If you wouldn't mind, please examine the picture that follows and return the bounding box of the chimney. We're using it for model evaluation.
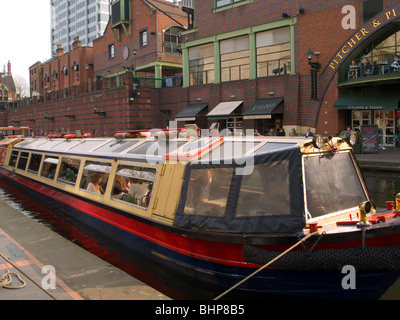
[56,44,64,57]
[72,37,81,50]
[7,61,11,75]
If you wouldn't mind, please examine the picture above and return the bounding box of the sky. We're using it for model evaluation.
[0,1,51,82]
[0,0,174,83]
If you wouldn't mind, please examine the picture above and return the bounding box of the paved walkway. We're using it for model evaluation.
[0,200,170,300]
[355,146,400,171]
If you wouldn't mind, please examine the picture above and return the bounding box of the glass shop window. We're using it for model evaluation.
[183,167,233,217]
[112,164,157,209]
[8,150,19,167]
[28,153,42,174]
[79,161,112,195]
[40,156,59,180]
[16,152,29,171]
[57,157,81,186]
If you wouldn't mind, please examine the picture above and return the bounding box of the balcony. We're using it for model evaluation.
[338,57,400,87]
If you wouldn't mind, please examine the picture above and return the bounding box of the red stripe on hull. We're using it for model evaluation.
[2,168,400,271]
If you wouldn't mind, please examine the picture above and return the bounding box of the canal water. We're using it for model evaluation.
[0,169,398,299]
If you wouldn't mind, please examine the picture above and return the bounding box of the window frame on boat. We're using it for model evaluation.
[111,162,157,210]
[16,151,29,171]
[79,159,113,197]
[40,155,59,181]
[27,153,43,175]
[57,156,81,187]
[8,150,19,168]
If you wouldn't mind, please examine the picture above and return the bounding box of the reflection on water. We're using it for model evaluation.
[363,170,400,208]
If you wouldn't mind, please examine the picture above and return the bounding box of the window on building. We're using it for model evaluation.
[140,29,148,47]
[220,35,250,82]
[108,43,115,59]
[216,0,246,8]
[363,0,383,22]
[164,26,184,54]
[256,27,291,77]
[189,43,215,86]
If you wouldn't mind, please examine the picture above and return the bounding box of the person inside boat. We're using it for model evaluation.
[87,172,105,194]
[113,175,130,198]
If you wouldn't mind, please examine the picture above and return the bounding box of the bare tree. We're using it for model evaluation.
[13,75,29,99]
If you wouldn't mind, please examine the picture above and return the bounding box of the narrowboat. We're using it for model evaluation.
[0,127,400,300]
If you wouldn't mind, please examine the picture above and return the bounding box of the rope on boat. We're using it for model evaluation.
[0,252,56,299]
[213,231,316,300]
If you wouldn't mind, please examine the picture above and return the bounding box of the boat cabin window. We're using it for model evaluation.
[235,160,291,217]
[27,153,42,174]
[197,141,261,161]
[57,157,81,186]
[183,167,233,217]
[69,140,108,152]
[128,140,186,156]
[79,161,112,195]
[304,152,367,219]
[40,156,59,180]
[93,140,139,153]
[8,150,19,167]
[112,164,157,209]
[16,152,29,171]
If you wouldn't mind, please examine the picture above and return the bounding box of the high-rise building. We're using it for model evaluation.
[50,0,110,57]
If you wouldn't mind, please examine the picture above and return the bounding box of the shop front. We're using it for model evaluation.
[242,97,284,135]
[334,86,400,147]
[206,101,243,132]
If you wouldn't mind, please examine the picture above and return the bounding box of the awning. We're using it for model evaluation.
[242,97,284,119]
[175,103,208,121]
[334,87,400,110]
[206,101,243,119]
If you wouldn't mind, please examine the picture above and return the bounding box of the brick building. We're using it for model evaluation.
[0,61,16,109]
[7,0,400,144]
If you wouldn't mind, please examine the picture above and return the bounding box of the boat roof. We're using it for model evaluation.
[10,136,311,163]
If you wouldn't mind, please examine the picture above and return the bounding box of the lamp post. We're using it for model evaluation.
[306,48,321,100]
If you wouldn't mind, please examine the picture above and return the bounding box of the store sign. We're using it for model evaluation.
[329,7,400,71]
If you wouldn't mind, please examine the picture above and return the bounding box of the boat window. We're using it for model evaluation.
[36,139,64,150]
[51,140,82,151]
[183,167,233,217]
[16,152,29,171]
[79,161,112,195]
[57,157,81,186]
[304,152,367,218]
[93,140,140,153]
[254,142,297,154]
[128,140,186,156]
[40,156,59,180]
[69,140,108,152]
[27,153,42,174]
[235,160,291,217]
[112,164,157,209]
[197,141,261,161]
[8,150,19,167]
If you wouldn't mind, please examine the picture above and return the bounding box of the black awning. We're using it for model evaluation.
[242,98,284,119]
[175,103,208,121]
